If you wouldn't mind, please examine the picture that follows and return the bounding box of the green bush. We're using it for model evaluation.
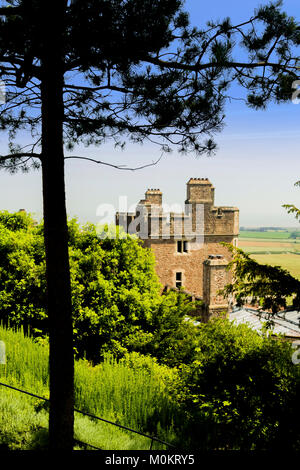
[173,318,300,450]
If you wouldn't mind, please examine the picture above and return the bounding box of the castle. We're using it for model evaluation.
[116,178,239,319]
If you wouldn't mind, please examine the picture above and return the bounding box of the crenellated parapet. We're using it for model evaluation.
[116,178,239,241]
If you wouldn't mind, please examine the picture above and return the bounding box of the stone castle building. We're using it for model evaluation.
[116,178,239,319]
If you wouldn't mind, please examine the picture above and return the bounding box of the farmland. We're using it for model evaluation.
[238,230,300,280]
[239,230,294,239]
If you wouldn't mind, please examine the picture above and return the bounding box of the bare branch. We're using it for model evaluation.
[64,154,163,171]
[64,84,132,94]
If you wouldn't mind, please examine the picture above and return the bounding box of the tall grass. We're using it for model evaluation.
[0,386,48,450]
[0,325,49,395]
[74,353,178,435]
[0,385,155,450]
[0,325,180,449]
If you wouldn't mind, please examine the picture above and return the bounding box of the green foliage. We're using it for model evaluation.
[1,319,299,450]
[75,352,180,439]
[220,243,300,313]
[173,318,300,450]
[0,210,35,231]
[0,213,47,334]
[222,196,300,313]
[0,325,49,395]
[0,385,162,450]
[0,324,180,449]
[0,212,194,363]
[283,204,300,222]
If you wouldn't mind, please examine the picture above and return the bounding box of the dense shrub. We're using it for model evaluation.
[0,212,195,363]
[172,319,300,450]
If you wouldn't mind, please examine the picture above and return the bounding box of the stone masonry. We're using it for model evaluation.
[116,178,239,320]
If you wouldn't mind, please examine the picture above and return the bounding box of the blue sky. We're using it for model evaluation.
[0,0,300,228]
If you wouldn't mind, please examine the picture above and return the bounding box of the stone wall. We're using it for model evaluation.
[143,236,233,298]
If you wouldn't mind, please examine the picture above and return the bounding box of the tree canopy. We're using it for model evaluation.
[0,0,299,169]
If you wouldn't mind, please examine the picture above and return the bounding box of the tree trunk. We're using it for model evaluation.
[40,0,74,450]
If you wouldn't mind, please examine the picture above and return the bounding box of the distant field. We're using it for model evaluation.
[237,229,300,280]
[239,240,300,248]
[239,231,294,239]
[249,253,300,280]
[238,239,300,254]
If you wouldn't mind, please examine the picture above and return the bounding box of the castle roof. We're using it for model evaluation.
[230,307,300,341]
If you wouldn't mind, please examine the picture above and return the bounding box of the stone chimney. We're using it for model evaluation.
[186,178,215,206]
[202,254,229,321]
[145,188,162,206]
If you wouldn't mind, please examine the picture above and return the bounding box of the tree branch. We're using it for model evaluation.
[0,7,22,16]
[64,84,131,94]
[0,152,41,163]
[144,55,300,73]
[64,154,163,171]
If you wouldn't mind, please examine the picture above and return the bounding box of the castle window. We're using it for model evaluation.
[175,272,182,288]
[177,240,188,253]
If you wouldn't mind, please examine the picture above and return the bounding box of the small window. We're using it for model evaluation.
[177,240,188,253]
[175,272,182,288]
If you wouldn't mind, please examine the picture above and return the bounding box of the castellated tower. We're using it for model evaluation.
[116,178,239,320]
[186,177,215,204]
[144,188,163,206]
